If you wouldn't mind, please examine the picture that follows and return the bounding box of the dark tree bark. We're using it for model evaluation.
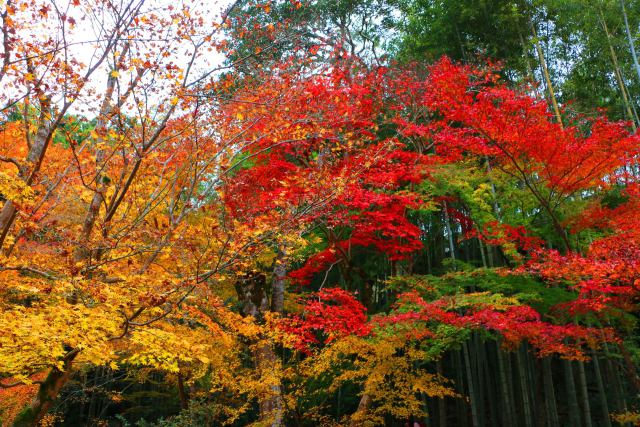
[542,358,559,427]
[563,359,582,427]
[235,273,284,426]
[13,350,79,427]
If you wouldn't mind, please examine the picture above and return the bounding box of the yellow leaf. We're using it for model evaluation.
[110,70,120,78]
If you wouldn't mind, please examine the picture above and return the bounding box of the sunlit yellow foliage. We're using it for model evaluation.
[0,172,33,207]
[612,411,640,426]
[290,333,456,426]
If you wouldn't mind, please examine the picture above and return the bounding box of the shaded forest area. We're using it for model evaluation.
[2,0,640,426]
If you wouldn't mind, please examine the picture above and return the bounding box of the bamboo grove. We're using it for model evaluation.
[2,0,640,426]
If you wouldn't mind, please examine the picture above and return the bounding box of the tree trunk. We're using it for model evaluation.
[86,366,104,421]
[271,245,287,313]
[563,359,581,427]
[617,342,640,394]
[12,350,79,427]
[532,357,545,427]
[462,341,480,427]
[75,60,128,261]
[0,99,54,249]
[591,352,612,427]
[351,392,372,425]
[443,201,456,266]
[453,350,469,427]
[350,390,371,427]
[529,18,563,127]
[437,359,447,427]
[477,234,487,268]
[235,273,284,426]
[620,0,640,86]
[496,344,515,427]
[516,346,533,427]
[600,9,638,130]
[255,342,284,426]
[473,335,487,427]
[576,360,593,427]
[542,358,559,427]
[604,342,626,415]
[177,373,189,410]
[478,338,495,426]
[519,30,542,100]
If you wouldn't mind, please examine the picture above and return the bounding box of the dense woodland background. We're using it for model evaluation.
[2,0,640,425]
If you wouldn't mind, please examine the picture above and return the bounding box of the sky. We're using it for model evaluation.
[1,0,235,118]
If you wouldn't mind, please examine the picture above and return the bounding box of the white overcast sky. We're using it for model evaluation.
[1,0,236,118]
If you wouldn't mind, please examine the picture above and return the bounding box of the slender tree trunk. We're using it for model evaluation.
[516,346,533,427]
[86,366,105,421]
[453,350,469,427]
[426,235,433,274]
[600,9,638,130]
[421,392,431,427]
[455,23,469,62]
[607,356,628,415]
[271,245,287,313]
[563,359,581,427]
[177,373,189,410]
[617,342,640,394]
[529,18,563,127]
[542,358,560,427]
[576,360,593,427]
[97,368,114,419]
[139,225,176,273]
[483,156,502,266]
[477,233,487,268]
[473,335,488,427]
[462,341,480,427]
[437,359,447,427]
[479,339,496,426]
[519,30,542,100]
[505,351,516,423]
[591,351,612,427]
[532,357,545,427]
[443,201,456,266]
[496,344,515,427]
[78,371,88,422]
[620,0,640,85]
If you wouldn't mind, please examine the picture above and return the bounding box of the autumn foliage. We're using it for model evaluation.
[1,0,640,425]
